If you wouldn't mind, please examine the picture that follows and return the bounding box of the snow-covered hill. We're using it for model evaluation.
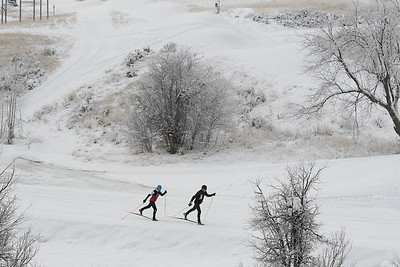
[0,0,399,266]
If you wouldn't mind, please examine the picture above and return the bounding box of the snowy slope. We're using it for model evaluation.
[0,0,400,266]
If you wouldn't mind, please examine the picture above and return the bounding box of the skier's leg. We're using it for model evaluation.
[151,202,158,221]
[140,202,152,214]
[184,205,197,219]
[196,204,202,223]
[186,205,196,215]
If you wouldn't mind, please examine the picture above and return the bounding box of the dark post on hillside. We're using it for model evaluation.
[1,0,8,24]
[1,0,3,24]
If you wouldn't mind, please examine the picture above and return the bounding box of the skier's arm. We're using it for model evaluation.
[190,191,199,202]
[160,190,167,196]
[205,192,216,197]
[189,191,199,205]
[143,194,151,203]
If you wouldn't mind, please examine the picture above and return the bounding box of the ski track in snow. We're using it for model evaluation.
[1,0,400,266]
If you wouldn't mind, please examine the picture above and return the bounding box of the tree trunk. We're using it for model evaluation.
[7,92,16,145]
[168,133,177,154]
[386,107,400,137]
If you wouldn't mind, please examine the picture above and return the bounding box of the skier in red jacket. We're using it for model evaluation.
[140,185,167,221]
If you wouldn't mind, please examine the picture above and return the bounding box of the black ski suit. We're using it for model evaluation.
[186,189,215,223]
[140,189,166,220]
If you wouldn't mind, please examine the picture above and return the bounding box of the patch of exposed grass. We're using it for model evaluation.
[0,33,59,64]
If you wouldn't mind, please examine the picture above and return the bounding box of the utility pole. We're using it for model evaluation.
[215,0,221,14]
[40,0,42,20]
[33,0,35,20]
[1,0,3,24]
[46,0,48,19]
[1,0,8,24]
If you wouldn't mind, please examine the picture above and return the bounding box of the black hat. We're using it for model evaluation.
[202,185,207,190]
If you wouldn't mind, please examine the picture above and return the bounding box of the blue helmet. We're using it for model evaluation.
[156,185,162,190]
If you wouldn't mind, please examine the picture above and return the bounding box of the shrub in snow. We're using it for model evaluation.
[129,42,234,154]
[0,161,40,266]
[249,161,351,267]
[126,70,137,78]
[303,0,400,139]
[0,52,48,93]
[125,50,145,67]
[125,47,153,78]
[248,10,343,28]
[42,47,56,56]
[250,116,273,131]
[79,100,92,113]
[238,87,266,119]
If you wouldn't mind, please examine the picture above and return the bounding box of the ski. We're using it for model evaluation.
[131,212,153,220]
[169,216,203,225]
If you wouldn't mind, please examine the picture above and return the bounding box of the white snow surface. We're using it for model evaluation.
[1,0,400,266]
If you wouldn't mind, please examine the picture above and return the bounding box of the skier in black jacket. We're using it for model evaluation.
[139,185,167,221]
[184,185,216,225]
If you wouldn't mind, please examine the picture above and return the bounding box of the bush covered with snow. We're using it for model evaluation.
[125,47,153,78]
[128,43,235,154]
[247,9,343,28]
[0,49,56,93]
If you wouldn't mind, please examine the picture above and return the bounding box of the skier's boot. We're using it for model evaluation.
[152,218,158,221]
[139,209,143,215]
[183,212,188,220]
[198,221,204,225]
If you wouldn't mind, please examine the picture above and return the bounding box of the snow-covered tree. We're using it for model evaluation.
[1,57,21,144]
[249,162,351,267]
[0,161,40,266]
[303,0,400,138]
[129,43,233,153]
[6,88,17,144]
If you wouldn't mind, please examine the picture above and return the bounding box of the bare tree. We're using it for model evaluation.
[249,162,325,266]
[129,43,233,154]
[249,162,352,267]
[127,109,155,153]
[6,87,17,144]
[303,0,400,137]
[1,56,23,144]
[317,229,353,267]
[0,160,40,267]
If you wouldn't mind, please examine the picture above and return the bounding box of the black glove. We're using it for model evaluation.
[143,199,146,203]
[165,190,167,194]
[213,193,216,196]
[188,202,192,206]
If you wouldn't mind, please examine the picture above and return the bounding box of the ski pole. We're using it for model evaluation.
[172,206,190,217]
[203,196,214,222]
[122,203,144,220]
[164,194,167,219]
